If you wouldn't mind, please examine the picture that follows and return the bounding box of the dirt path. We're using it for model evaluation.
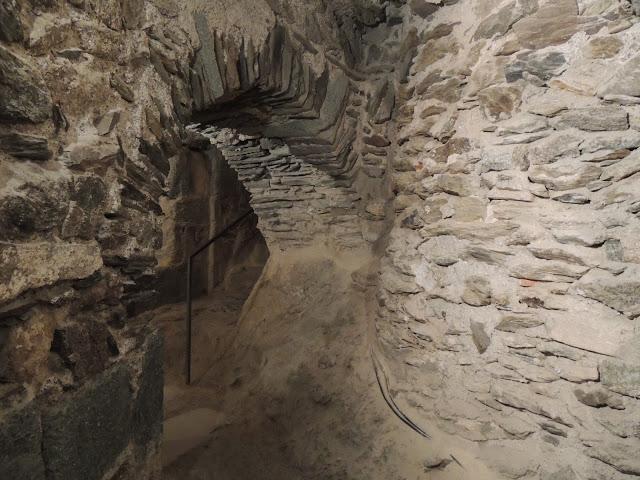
[153,246,495,480]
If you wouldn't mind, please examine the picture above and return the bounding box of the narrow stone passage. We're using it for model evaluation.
[3,1,640,479]
[151,245,501,479]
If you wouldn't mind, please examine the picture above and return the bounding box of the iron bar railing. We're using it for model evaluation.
[185,209,253,385]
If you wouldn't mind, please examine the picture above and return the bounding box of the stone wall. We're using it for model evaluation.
[155,145,266,305]
[0,1,397,478]
[377,0,640,478]
[3,0,640,478]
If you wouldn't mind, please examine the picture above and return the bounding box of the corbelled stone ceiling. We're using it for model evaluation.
[1,0,640,479]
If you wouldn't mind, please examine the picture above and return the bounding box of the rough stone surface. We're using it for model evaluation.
[0,404,45,480]
[0,131,51,160]
[132,331,164,447]
[41,365,132,480]
[0,45,51,123]
[0,242,103,304]
[3,0,640,478]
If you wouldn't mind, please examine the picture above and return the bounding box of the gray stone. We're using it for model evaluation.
[604,239,624,262]
[478,84,522,121]
[505,51,567,83]
[493,382,574,427]
[94,109,120,136]
[527,241,595,266]
[0,46,52,123]
[551,192,590,204]
[473,1,521,40]
[488,188,534,202]
[570,267,640,316]
[585,36,623,59]
[542,466,578,480]
[495,314,544,332]
[191,12,226,110]
[528,161,602,191]
[586,439,640,475]
[0,0,23,43]
[601,150,640,182]
[512,0,580,50]
[587,180,612,192]
[56,48,84,61]
[132,331,164,447]
[121,0,144,29]
[461,276,492,306]
[552,107,628,131]
[600,360,640,399]
[0,131,51,160]
[51,321,116,381]
[580,130,640,153]
[544,306,633,357]
[41,365,133,480]
[373,81,395,124]
[409,0,441,18]
[470,320,491,354]
[0,404,45,480]
[550,222,607,247]
[110,73,135,103]
[550,357,599,383]
[526,132,583,165]
[509,258,588,282]
[495,131,550,145]
[598,55,640,98]
[574,386,625,409]
[497,113,549,136]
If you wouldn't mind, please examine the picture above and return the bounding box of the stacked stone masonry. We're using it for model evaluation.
[1,0,640,479]
[377,0,640,479]
[0,1,397,478]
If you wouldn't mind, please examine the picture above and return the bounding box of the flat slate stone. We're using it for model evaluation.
[0,0,23,43]
[409,0,441,18]
[505,51,567,83]
[192,12,225,109]
[601,359,640,398]
[0,45,51,123]
[0,131,51,160]
[0,404,46,480]
[598,55,640,98]
[473,1,522,40]
[552,106,628,131]
[41,365,133,480]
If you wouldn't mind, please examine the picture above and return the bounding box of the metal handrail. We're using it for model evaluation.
[185,210,253,385]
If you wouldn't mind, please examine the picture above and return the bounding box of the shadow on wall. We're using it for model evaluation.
[155,146,269,307]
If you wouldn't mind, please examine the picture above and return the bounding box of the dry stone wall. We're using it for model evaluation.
[3,0,640,478]
[0,1,395,478]
[377,0,640,478]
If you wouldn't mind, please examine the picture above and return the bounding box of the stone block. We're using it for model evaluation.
[601,359,640,399]
[0,46,51,123]
[0,0,23,43]
[409,0,441,18]
[51,321,118,381]
[41,365,133,480]
[132,331,164,448]
[0,131,51,160]
[0,404,45,480]
[0,241,103,304]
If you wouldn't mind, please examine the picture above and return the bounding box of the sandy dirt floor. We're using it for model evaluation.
[152,246,496,480]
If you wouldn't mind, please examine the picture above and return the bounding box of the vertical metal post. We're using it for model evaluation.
[186,257,193,385]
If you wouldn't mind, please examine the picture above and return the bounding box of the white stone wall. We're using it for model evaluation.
[378,0,640,478]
